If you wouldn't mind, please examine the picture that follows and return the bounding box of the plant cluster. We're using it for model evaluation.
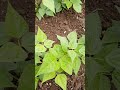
[0,2,34,90]
[35,27,85,90]
[36,0,82,20]
[86,11,120,90]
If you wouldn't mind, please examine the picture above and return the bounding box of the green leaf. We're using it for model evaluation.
[70,0,82,4]
[60,55,73,75]
[36,53,60,75]
[49,44,65,58]
[102,21,120,43]
[44,40,54,48]
[0,62,17,71]
[38,8,45,17]
[18,64,34,90]
[55,2,62,12]
[73,3,82,13]
[86,12,102,55]
[0,42,27,62]
[46,10,54,16]
[73,57,81,75]
[86,57,109,90]
[90,74,111,90]
[106,48,120,70]
[0,68,15,88]
[0,22,10,46]
[57,35,68,52]
[94,43,117,71]
[81,55,85,64]
[55,74,67,90]
[35,54,40,64]
[68,50,77,62]
[42,0,55,12]
[42,72,56,83]
[78,35,85,45]
[79,45,85,56]
[67,31,78,49]
[5,2,28,39]
[112,70,120,90]
[35,44,46,53]
[36,13,42,20]
[36,27,47,42]
[64,0,72,9]
[21,32,34,53]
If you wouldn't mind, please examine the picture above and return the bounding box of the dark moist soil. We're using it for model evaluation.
[36,3,85,90]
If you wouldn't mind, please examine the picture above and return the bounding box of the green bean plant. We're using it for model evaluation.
[35,27,85,90]
[36,0,82,20]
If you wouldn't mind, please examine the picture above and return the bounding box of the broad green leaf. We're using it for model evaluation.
[79,45,85,56]
[49,44,65,58]
[35,66,40,77]
[44,39,54,48]
[64,0,72,9]
[36,13,42,20]
[36,27,47,42]
[5,2,28,39]
[43,52,56,62]
[70,0,82,4]
[35,54,40,64]
[57,35,68,52]
[86,12,102,55]
[102,21,120,43]
[55,2,62,12]
[75,44,83,53]
[60,55,73,75]
[68,50,77,62]
[90,74,110,90]
[86,57,109,90]
[94,43,117,71]
[73,3,82,13]
[36,53,60,75]
[106,48,120,70]
[0,62,17,71]
[35,44,46,53]
[73,57,81,75]
[42,0,55,12]
[0,42,27,62]
[67,31,78,49]
[42,72,56,83]
[38,8,45,17]
[67,31,77,42]
[21,32,34,53]
[0,68,15,88]
[112,70,120,90]
[78,35,85,45]
[46,10,54,16]
[55,74,67,90]
[0,22,10,46]
[18,64,34,90]
[81,55,85,64]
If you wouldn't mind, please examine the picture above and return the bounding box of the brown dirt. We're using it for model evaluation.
[36,2,85,90]
[35,8,85,43]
